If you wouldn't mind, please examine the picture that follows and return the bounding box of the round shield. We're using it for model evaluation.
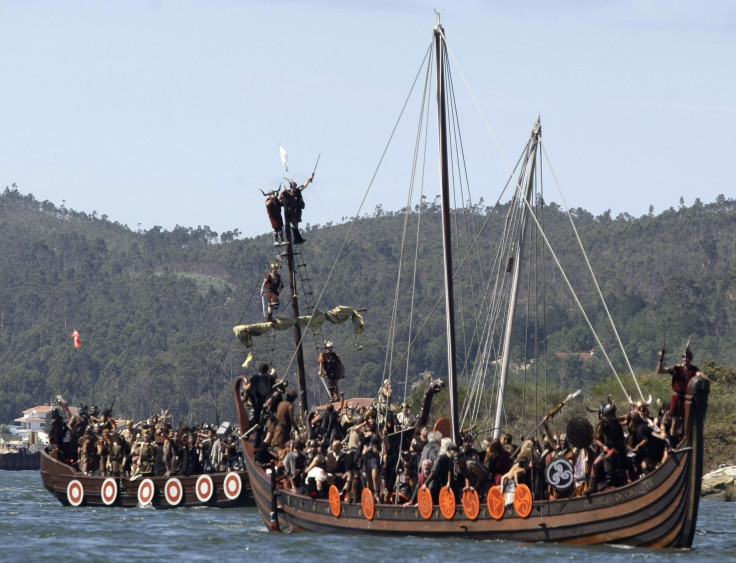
[487,486,505,520]
[462,489,480,520]
[223,472,242,500]
[361,487,375,520]
[513,483,533,518]
[566,416,594,449]
[329,484,342,517]
[66,479,84,507]
[137,478,155,505]
[433,417,452,438]
[165,478,183,505]
[417,486,433,520]
[439,486,456,519]
[101,477,118,506]
[545,457,574,491]
[196,474,214,503]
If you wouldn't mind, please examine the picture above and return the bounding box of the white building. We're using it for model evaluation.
[13,404,77,444]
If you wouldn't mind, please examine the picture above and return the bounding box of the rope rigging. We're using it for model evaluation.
[256,42,434,414]
[238,22,647,443]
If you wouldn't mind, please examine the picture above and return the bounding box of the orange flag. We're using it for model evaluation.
[72,330,81,349]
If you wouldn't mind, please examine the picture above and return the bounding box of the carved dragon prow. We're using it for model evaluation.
[414,377,447,432]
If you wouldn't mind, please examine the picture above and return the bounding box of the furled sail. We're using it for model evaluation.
[233,306,364,348]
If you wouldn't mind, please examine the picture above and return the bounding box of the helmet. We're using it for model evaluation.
[602,400,616,418]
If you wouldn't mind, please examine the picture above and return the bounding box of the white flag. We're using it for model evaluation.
[279,145,289,175]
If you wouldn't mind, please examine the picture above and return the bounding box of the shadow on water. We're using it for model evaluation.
[2,471,734,562]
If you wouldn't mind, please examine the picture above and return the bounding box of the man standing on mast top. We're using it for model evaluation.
[281,173,314,244]
[264,188,286,246]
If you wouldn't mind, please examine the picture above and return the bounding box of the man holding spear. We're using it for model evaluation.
[657,341,707,440]
[280,151,319,244]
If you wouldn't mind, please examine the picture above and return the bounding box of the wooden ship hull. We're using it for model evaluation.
[231,17,711,549]
[40,448,253,508]
[235,374,709,547]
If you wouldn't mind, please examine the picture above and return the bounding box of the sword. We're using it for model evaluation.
[312,153,321,175]
[317,372,330,396]
[262,295,267,318]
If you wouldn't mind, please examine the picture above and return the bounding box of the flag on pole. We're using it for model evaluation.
[72,329,81,348]
[279,145,289,176]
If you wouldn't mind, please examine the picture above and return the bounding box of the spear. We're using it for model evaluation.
[511,389,581,458]
[659,320,670,362]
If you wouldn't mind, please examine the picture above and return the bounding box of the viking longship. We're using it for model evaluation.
[41,448,252,508]
[233,16,709,547]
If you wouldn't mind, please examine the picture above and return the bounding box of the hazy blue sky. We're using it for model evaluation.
[2,1,734,239]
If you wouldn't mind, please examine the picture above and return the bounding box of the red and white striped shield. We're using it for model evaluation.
[195,474,214,503]
[67,479,84,506]
[137,478,155,505]
[165,478,183,506]
[223,472,242,500]
[101,477,118,506]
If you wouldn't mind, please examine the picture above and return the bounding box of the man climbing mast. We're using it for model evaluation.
[261,262,283,322]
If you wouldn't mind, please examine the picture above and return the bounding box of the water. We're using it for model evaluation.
[2,470,735,562]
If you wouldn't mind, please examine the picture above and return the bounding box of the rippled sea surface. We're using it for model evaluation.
[3,471,735,562]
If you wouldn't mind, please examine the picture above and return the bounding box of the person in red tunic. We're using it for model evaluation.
[264,189,286,246]
[260,262,283,322]
[657,343,707,440]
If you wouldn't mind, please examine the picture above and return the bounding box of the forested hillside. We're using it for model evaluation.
[1,184,735,465]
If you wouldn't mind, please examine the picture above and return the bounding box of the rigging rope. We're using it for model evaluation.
[539,140,644,402]
[274,42,435,405]
[440,27,643,417]
[400,53,434,407]
[517,193,635,403]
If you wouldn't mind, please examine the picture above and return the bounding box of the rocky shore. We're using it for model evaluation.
[701,465,736,500]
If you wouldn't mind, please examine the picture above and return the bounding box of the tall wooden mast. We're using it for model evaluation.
[283,227,309,417]
[434,17,460,444]
[492,117,541,438]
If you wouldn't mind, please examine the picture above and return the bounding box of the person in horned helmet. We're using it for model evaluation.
[280,173,314,244]
[262,187,286,246]
[657,341,707,440]
[261,262,284,322]
[318,341,344,402]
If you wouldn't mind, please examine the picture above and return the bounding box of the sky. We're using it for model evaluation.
[2,0,735,239]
